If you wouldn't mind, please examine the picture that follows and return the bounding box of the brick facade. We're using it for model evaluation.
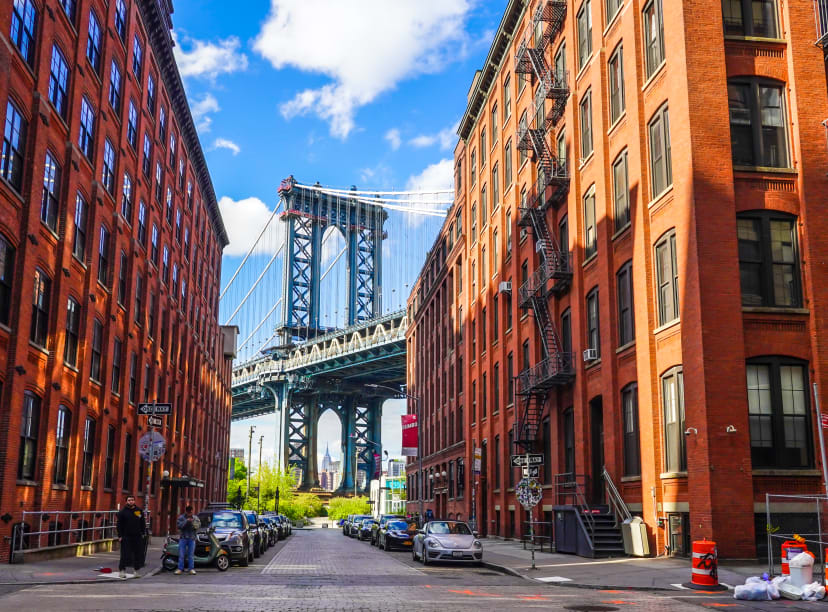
[0,0,232,558]
[407,0,828,558]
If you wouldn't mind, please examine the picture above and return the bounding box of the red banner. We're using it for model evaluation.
[373,453,381,479]
[401,414,418,456]
[821,413,828,429]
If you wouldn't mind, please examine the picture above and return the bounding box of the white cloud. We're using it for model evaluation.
[173,33,249,80]
[253,0,472,138]
[410,121,459,151]
[190,93,220,132]
[384,128,402,151]
[218,196,284,256]
[212,138,241,155]
[404,158,454,227]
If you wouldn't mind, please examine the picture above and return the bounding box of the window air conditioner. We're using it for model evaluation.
[498,281,512,294]
[583,348,598,361]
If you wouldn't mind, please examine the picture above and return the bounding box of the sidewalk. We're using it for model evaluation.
[0,541,164,585]
[481,538,767,591]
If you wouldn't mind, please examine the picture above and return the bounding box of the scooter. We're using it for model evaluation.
[161,528,230,572]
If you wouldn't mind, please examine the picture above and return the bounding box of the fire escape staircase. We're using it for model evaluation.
[512,0,572,454]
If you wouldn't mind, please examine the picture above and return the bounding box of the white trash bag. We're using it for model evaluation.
[802,581,826,602]
[733,578,773,601]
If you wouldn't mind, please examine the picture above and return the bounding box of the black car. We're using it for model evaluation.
[342,515,355,536]
[197,509,253,566]
[258,517,273,550]
[348,514,372,538]
[371,514,404,546]
[378,519,416,551]
[244,511,266,557]
[261,517,278,545]
[278,515,292,537]
[357,518,376,541]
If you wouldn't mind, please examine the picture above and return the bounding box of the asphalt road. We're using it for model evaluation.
[0,528,794,611]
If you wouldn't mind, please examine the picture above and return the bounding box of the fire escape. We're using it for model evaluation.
[816,1,828,155]
[513,1,573,452]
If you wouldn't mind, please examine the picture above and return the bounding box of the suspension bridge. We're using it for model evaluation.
[224,176,450,493]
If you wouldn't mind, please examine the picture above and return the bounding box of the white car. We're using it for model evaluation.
[412,520,483,565]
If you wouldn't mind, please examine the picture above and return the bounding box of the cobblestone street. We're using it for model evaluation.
[0,528,783,611]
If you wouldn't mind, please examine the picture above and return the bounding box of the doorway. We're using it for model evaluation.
[589,397,604,504]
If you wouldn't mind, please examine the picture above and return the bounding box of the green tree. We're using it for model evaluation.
[326,496,371,520]
[226,459,297,512]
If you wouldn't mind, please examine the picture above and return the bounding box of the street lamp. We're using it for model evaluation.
[365,383,423,522]
[350,433,381,497]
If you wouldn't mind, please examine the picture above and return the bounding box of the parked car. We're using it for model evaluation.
[343,514,356,536]
[162,528,231,572]
[348,515,372,538]
[371,514,405,546]
[277,514,292,537]
[260,517,278,546]
[378,519,416,551]
[357,518,376,541]
[196,509,252,567]
[412,520,483,565]
[244,511,266,557]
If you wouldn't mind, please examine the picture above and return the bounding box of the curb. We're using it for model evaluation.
[0,563,163,587]
[481,560,536,582]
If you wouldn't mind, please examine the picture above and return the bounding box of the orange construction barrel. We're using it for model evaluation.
[781,540,807,575]
[685,539,727,591]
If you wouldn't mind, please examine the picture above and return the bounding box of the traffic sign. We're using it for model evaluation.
[146,415,163,428]
[138,431,166,462]
[522,466,540,478]
[516,478,543,509]
[473,447,482,474]
[137,403,172,415]
[511,454,544,467]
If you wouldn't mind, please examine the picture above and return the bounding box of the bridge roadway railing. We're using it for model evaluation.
[231,310,408,388]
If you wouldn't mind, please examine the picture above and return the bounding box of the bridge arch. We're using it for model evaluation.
[319,224,349,330]
[316,406,344,491]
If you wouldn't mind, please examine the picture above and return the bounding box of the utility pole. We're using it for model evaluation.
[258,435,264,514]
[247,425,255,508]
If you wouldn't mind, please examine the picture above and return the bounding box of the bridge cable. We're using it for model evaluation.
[223,242,285,325]
[220,200,282,301]
[237,298,283,352]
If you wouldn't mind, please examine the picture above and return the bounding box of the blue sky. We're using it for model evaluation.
[171,0,506,466]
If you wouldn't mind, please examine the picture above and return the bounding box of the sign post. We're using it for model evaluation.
[137,402,169,534]
[515,451,543,571]
[814,384,828,497]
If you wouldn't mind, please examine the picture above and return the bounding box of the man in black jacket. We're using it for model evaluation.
[117,495,147,578]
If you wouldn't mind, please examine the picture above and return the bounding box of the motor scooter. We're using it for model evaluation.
[162,528,230,571]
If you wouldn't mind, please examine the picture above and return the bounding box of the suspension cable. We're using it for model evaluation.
[223,243,284,325]
[220,200,282,300]
[302,184,453,196]
[238,298,283,352]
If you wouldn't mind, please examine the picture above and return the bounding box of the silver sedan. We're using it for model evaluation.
[412,520,483,565]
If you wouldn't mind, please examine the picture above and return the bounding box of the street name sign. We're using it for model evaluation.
[137,403,172,415]
[511,454,544,467]
[522,466,540,478]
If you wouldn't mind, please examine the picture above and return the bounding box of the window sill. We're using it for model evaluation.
[29,342,50,356]
[17,480,38,487]
[647,185,674,209]
[520,313,530,322]
[80,486,93,491]
[579,152,595,171]
[642,61,667,92]
[575,54,593,82]
[733,165,797,175]
[724,35,786,44]
[52,484,69,491]
[608,111,627,136]
[582,252,598,268]
[616,341,635,355]
[612,221,631,241]
[659,471,687,480]
[620,475,641,483]
[603,6,624,36]
[584,358,601,371]
[653,318,680,336]
[752,469,821,477]
[742,306,809,315]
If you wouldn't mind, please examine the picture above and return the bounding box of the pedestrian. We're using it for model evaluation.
[175,505,201,575]
[116,495,147,578]
[425,508,434,522]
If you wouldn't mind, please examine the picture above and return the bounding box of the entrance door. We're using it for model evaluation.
[590,397,605,504]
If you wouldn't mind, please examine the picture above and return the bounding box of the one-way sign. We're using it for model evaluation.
[522,466,540,478]
[511,454,544,467]
[146,415,164,428]
[138,403,172,415]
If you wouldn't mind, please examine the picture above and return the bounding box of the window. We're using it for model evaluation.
[97,225,111,286]
[738,212,800,307]
[60,0,76,22]
[41,152,60,231]
[73,192,88,260]
[169,133,176,167]
[166,187,173,223]
[503,75,511,120]
[89,319,103,382]
[643,0,665,77]
[118,251,127,305]
[492,164,499,209]
[2,100,27,190]
[747,358,811,468]
[494,436,500,489]
[728,79,788,168]
[120,173,134,224]
[492,229,499,275]
[123,100,137,148]
[102,140,116,193]
[137,200,147,246]
[11,0,37,65]
[586,287,600,357]
[723,0,777,37]
[563,408,575,474]
[471,380,477,422]
[159,106,167,141]
[30,269,50,347]
[607,0,623,22]
[155,163,163,202]
[471,204,477,243]
[662,367,685,472]
[579,91,593,159]
[518,112,528,167]
[175,208,182,242]
[132,36,143,79]
[481,372,487,418]
[609,45,625,123]
[612,151,630,230]
[522,339,530,371]
[142,133,151,177]
[78,98,95,159]
[128,353,137,404]
[649,105,672,197]
[480,129,486,167]
[147,74,156,115]
[148,292,156,338]
[505,140,513,187]
[81,417,95,487]
[507,352,514,403]
[480,187,487,223]
[162,246,169,283]
[622,383,641,476]
[577,0,592,69]
[151,225,159,264]
[471,149,477,186]
[491,104,498,143]
[114,0,127,41]
[583,186,596,258]
[109,61,123,112]
[617,261,634,346]
[86,10,102,72]
[480,306,487,349]
[112,337,122,394]
[104,426,116,489]
[54,406,70,485]
[0,236,14,326]
[64,297,81,366]
[134,274,143,324]
[506,210,513,254]
[123,433,132,490]
[18,392,40,480]
[561,308,572,354]
[49,45,70,117]
[655,230,679,325]
[493,363,500,413]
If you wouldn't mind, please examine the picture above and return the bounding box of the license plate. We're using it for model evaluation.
[452,551,464,558]
[403,541,412,546]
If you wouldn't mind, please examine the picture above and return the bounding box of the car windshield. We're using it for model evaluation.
[428,521,472,535]
[207,512,243,529]
[387,521,408,531]
[244,513,256,523]
[361,519,374,526]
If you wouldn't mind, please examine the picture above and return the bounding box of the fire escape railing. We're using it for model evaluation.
[815,0,828,47]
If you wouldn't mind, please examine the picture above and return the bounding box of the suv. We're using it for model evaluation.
[197,508,252,566]
[371,514,405,546]
[244,511,266,557]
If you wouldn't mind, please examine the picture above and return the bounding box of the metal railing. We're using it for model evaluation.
[553,473,595,535]
[516,353,575,394]
[602,468,631,526]
[11,510,151,556]
[815,0,828,46]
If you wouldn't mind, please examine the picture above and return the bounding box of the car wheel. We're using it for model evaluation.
[412,547,418,561]
[216,554,230,572]
[379,538,384,551]
[162,555,177,572]
[421,549,428,565]
[240,548,250,567]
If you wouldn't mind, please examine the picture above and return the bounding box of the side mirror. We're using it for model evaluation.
[473,532,479,538]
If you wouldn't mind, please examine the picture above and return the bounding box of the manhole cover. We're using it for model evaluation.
[564,606,619,612]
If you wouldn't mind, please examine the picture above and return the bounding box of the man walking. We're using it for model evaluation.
[116,495,147,578]
[175,505,201,575]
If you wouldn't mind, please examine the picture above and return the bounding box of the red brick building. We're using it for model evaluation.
[407,0,828,557]
[0,0,233,557]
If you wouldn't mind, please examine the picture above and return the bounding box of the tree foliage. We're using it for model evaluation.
[225,459,324,520]
[326,496,371,520]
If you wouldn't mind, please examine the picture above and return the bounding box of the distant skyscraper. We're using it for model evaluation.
[322,444,334,472]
